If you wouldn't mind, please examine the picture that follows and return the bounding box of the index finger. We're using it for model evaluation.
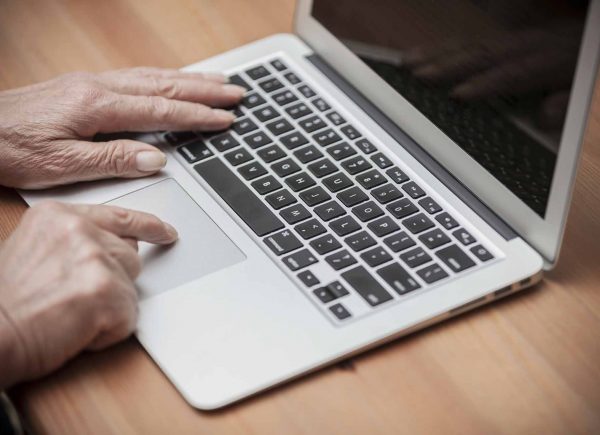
[66,203,178,245]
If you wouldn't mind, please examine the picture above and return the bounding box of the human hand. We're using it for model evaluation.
[0,68,245,189]
[0,201,178,389]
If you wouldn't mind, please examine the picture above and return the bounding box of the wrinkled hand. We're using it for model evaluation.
[0,201,178,389]
[0,68,245,189]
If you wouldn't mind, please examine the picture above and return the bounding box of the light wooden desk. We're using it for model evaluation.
[1,1,599,434]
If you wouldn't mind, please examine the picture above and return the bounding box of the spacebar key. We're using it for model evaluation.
[195,158,284,236]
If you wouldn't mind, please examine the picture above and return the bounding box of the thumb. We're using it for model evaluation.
[73,139,167,180]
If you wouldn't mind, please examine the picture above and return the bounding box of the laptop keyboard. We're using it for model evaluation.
[163,56,498,324]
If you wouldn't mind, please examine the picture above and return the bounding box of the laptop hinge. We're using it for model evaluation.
[306,54,518,241]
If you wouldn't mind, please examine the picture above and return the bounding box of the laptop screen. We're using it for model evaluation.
[311,0,589,217]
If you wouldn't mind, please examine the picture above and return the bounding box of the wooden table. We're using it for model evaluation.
[2,1,600,433]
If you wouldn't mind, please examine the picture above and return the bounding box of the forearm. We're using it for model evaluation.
[0,303,25,390]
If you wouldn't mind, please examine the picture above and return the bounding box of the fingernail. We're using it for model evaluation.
[212,108,236,122]
[136,151,167,172]
[222,84,246,98]
[163,222,179,241]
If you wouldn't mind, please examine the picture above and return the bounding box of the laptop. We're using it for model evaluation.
[20,0,600,409]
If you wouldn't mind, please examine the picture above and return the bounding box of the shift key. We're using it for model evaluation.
[195,158,284,236]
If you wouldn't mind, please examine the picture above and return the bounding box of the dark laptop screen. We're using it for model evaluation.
[312,0,589,217]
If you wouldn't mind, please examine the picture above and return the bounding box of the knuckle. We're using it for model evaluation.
[62,214,90,235]
[102,141,134,175]
[65,78,105,107]
[154,78,180,99]
[149,96,175,121]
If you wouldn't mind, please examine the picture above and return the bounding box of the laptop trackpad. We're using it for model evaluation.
[106,178,246,299]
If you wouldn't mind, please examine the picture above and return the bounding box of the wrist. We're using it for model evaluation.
[0,303,27,390]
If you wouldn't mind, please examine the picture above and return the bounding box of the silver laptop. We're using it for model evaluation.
[20,0,600,409]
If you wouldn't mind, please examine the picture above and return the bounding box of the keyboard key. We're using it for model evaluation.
[308,158,337,178]
[327,142,356,160]
[257,144,286,163]
[210,133,239,152]
[272,89,298,106]
[417,263,449,284]
[329,303,352,320]
[294,145,323,163]
[224,148,253,166]
[280,131,308,149]
[232,118,258,135]
[258,77,284,92]
[298,270,320,287]
[352,201,384,222]
[280,203,311,224]
[368,216,400,237]
[243,131,272,149]
[326,249,357,270]
[314,129,342,147]
[386,167,410,184]
[177,140,212,163]
[345,230,376,252]
[383,231,415,252]
[286,172,316,192]
[295,219,326,239]
[356,169,386,189]
[341,155,372,175]
[419,229,451,249]
[271,158,300,177]
[253,105,280,122]
[371,184,403,204]
[238,161,267,180]
[270,58,287,71]
[326,111,346,125]
[402,213,435,234]
[195,158,283,236]
[418,197,442,214]
[314,200,346,221]
[436,245,476,272]
[402,181,426,199]
[314,287,336,303]
[298,84,316,98]
[371,152,393,169]
[266,189,297,209]
[337,186,368,207]
[246,65,270,80]
[242,92,266,109]
[361,247,393,267]
[299,186,331,206]
[342,266,393,306]
[310,234,342,254]
[386,198,418,219]
[355,138,376,154]
[400,247,432,268]
[436,212,459,230]
[282,248,318,271]
[251,175,281,194]
[470,245,494,262]
[228,105,244,119]
[329,215,361,236]
[264,229,303,255]
[340,125,361,140]
[323,173,353,193]
[266,118,294,136]
[164,130,197,146]
[299,115,326,133]
[283,71,301,85]
[311,97,330,112]
[285,102,312,119]
[229,74,251,90]
[453,228,476,246]
[377,263,421,295]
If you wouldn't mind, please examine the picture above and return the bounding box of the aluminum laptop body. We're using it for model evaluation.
[19,0,600,409]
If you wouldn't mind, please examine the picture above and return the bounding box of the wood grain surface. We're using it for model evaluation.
[1,1,599,434]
